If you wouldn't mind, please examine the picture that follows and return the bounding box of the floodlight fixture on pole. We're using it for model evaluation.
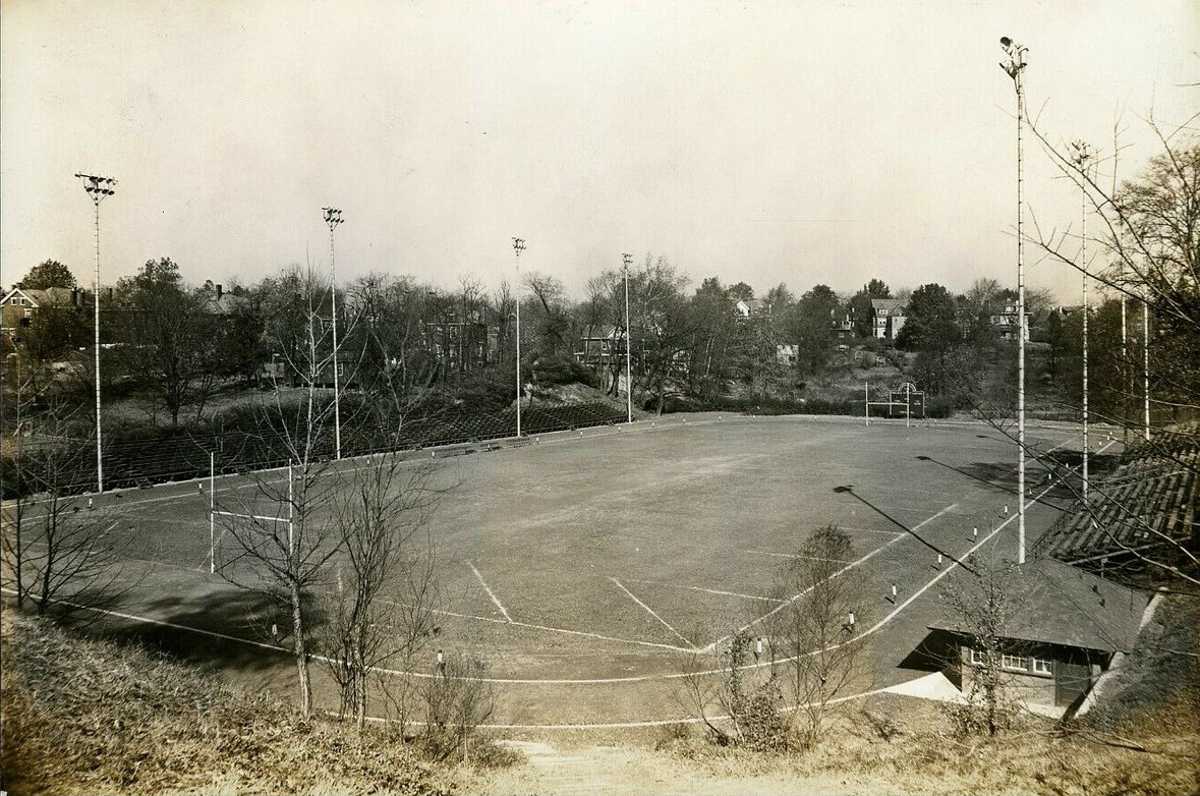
[512,237,526,437]
[75,172,117,494]
[322,207,344,459]
[622,252,634,424]
[999,35,1029,564]
[1069,140,1094,502]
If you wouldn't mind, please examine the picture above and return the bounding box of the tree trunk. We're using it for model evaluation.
[37,508,55,614]
[356,666,368,729]
[290,579,312,717]
[12,498,24,609]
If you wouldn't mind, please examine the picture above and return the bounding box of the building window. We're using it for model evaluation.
[1032,657,1052,675]
[1001,654,1027,671]
[969,647,988,666]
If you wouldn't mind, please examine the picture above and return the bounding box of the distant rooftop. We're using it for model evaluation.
[870,298,906,313]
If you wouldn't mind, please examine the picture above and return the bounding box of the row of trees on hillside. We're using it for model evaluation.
[4,250,1061,428]
[4,135,1194,434]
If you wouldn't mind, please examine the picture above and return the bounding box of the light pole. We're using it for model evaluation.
[1070,140,1093,501]
[1000,35,1028,564]
[322,207,344,459]
[512,237,526,437]
[75,172,117,494]
[1143,299,1151,441]
[622,252,634,423]
[1122,285,1129,441]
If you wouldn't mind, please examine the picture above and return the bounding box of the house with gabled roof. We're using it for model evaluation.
[1,286,83,339]
[916,557,1151,716]
[870,298,906,340]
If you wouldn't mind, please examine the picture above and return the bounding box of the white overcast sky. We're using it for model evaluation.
[2,0,1197,301]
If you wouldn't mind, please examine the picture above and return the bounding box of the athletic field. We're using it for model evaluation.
[6,412,1108,728]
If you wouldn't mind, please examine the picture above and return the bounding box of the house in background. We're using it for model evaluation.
[575,325,624,367]
[734,298,766,320]
[832,311,854,341]
[1,286,81,339]
[912,557,1151,717]
[198,282,251,317]
[990,302,1029,341]
[870,298,907,340]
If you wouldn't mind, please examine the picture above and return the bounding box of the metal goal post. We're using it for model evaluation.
[864,381,925,426]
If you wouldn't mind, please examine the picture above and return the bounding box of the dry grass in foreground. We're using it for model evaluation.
[0,613,464,796]
[476,689,1197,796]
[477,596,1199,795]
[2,595,1196,795]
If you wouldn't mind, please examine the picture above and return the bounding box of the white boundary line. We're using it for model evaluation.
[354,682,902,731]
[0,413,1112,515]
[4,413,726,513]
[697,439,1121,678]
[400,601,693,654]
[0,450,1103,721]
[467,560,512,623]
[745,550,852,564]
[211,510,287,523]
[0,441,1115,697]
[704,502,960,652]
[619,577,782,604]
[609,576,693,647]
[839,526,907,537]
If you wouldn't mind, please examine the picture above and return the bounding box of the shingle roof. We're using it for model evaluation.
[4,286,77,307]
[871,298,906,314]
[927,557,1150,654]
[199,292,252,315]
[1035,428,1199,563]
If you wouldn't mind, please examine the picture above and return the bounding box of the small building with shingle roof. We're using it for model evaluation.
[919,557,1151,714]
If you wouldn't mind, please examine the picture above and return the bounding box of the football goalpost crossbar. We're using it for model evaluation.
[864,381,925,428]
[206,451,292,574]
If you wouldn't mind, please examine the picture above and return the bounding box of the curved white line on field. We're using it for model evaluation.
[0,486,1042,688]
[701,501,959,653]
[5,441,1112,693]
[350,682,902,730]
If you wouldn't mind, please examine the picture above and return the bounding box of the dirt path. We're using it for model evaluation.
[479,740,908,795]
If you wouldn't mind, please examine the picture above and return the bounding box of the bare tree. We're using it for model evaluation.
[939,555,1025,737]
[765,525,871,749]
[521,271,572,355]
[320,450,442,729]
[421,650,495,763]
[674,644,732,745]
[1,401,127,615]
[214,267,351,717]
[967,119,1200,591]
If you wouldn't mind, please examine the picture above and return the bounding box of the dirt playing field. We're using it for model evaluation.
[4,412,1113,728]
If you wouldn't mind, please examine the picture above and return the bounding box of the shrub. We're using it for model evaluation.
[528,352,598,387]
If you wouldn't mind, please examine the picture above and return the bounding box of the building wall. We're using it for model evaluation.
[957,642,1107,708]
[872,310,907,340]
[2,294,35,334]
